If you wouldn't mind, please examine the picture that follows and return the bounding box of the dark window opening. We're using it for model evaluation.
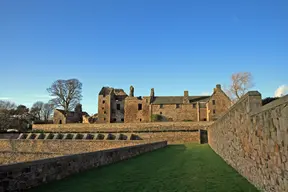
[213,109,216,114]
[59,120,62,124]
[121,118,124,122]
[102,100,105,104]
[212,100,216,105]
[138,104,142,110]
[113,118,116,122]
[160,112,162,115]
[203,118,207,121]
[193,103,196,108]
[176,104,180,108]
[104,118,106,121]
[160,104,163,108]
[117,104,120,110]
[104,111,106,114]
[140,118,142,122]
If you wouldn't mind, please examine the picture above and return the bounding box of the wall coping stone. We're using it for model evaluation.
[212,91,261,123]
[250,94,288,116]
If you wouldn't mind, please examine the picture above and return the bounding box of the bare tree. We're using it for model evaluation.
[0,100,17,110]
[47,79,82,116]
[42,102,54,122]
[226,72,254,103]
[0,101,16,131]
[30,101,44,120]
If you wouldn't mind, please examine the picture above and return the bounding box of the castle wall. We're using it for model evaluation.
[151,104,198,121]
[110,96,125,123]
[0,141,167,191]
[208,92,288,192]
[124,97,150,123]
[98,95,111,123]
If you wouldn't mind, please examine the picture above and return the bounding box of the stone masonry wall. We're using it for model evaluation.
[0,152,63,165]
[208,92,288,192]
[0,141,167,192]
[0,140,152,155]
[32,121,212,132]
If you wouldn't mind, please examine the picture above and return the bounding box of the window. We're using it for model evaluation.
[121,118,124,122]
[213,109,216,114]
[104,111,106,114]
[102,100,105,104]
[113,118,116,122]
[176,104,180,108]
[140,118,142,122]
[138,104,142,110]
[212,100,216,105]
[117,104,120,110]
[160,104,163,108]
[104,118,106,121]
[160,112,162,115]
[193,103,196,108]
[102,107,104,110]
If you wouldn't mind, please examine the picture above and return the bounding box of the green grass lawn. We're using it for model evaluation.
[29,144,259,192]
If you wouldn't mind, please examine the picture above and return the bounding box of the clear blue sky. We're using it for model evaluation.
[0,0,287,115]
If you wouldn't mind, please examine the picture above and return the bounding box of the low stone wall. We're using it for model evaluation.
[137,131,200,144]
[0,151,63,165]
[0,141,167,192]
[32,121,212,133]
[208,92,288,192]
[0,140,153,155]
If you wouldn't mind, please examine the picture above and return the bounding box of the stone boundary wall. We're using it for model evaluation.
[32,121,212,133]
[0,151,63,165]
[208,92,288,192]
[0,140,153,155]
[0,141,167,192]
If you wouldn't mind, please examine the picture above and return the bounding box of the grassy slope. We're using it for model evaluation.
[29,144,259,192]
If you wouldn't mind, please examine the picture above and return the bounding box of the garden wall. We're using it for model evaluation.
[0,151,62,165]
[0,141,167,192]
[208,91,288,192]
[0,140,152,155]
[32,121,212,132]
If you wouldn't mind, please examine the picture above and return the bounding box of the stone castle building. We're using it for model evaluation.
[98,84,231,123]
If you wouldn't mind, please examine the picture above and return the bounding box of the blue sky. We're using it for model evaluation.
[0,0,287,115]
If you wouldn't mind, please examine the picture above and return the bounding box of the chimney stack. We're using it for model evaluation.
[216,84,221,89]
[183,90,189,104]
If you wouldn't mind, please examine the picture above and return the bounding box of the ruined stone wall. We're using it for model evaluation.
[0,140,152,154]
[0,141,167,191]
[32,121,213,132]
[208,92,288,192]
[124,97,151,123]
[151,104,198,121]
[0,151,62,165]
[53,110,66,124]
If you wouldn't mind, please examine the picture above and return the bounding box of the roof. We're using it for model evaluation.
[152,96,210,104]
